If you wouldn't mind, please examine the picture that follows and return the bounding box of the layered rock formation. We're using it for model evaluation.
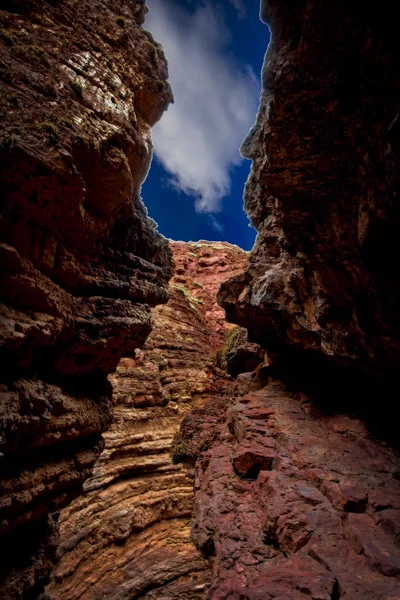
[46,242,248,600]
[3,0,400,598]
[0,1,172,596]
[219,0,400,376]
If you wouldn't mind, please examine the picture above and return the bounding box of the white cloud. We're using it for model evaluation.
[145,0,259,213]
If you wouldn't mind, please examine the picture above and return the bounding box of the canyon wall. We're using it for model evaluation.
[219,0,400,377]
[46,242,248,600]
[0,1,172,597]
[176,1,400,598]
[2,1,400,598]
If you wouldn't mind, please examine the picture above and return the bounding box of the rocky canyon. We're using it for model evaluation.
[1,1,400,600]
[46,241,248,600]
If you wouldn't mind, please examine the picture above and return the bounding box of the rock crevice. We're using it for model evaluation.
[2,1,400,599]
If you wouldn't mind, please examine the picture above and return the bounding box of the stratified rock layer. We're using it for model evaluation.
[46,242,248,600]
[0,1,172,596]
[219,0,400,374]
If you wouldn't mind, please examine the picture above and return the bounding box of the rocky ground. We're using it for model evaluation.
[177,377,400,599]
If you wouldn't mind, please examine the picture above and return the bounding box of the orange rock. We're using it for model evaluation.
[47,241,248,600]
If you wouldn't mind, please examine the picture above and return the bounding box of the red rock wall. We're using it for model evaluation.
[171,241,249,349]
[0,1,172,596]
[177,380,400,599]
[46,242,248,600]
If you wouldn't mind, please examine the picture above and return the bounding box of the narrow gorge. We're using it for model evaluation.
[1,1,400,600]
[47,241,248,599]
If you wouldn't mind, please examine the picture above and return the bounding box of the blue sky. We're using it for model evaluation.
[142,0,270,250]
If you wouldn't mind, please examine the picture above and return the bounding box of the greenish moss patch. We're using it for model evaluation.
[171,440,187,464]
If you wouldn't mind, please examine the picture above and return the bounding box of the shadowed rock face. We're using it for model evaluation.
[219,0,400,375]
[0,1,172,596]
[46,242,248,600]
[215,326,266,380]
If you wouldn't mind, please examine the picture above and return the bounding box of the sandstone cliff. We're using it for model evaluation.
[46,242,248,600]
[0,1,172,596]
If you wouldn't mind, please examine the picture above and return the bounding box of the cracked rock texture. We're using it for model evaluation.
[219,0,400,374]
[0,1,172,597]
[178,381,400,599]
[46,242,248,600]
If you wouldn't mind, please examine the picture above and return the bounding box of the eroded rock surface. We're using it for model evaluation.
[46,242,248,600]
[219,0,400,375]
[0,1,172,596]
[178,380,400,599]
